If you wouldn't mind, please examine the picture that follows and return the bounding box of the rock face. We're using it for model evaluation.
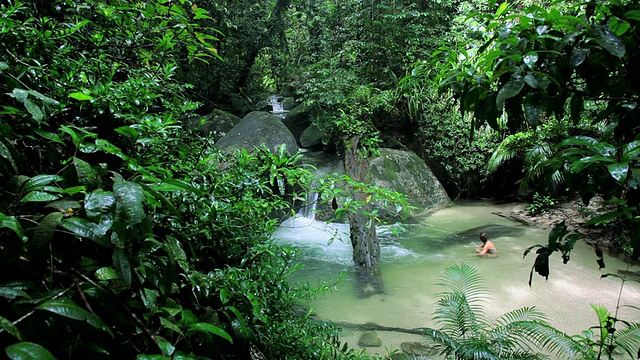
[281,104,312,146]
[311,148,451,222]
[213,111,298,154]
[188,109,241,141]
[367,148,451,219]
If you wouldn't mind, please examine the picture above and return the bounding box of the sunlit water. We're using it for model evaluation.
[273,202,640,357]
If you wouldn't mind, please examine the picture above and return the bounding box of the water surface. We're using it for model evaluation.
[273,202,640,356]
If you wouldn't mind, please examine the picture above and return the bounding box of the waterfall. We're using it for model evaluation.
[298,191,318,221]
[269,95,289,119]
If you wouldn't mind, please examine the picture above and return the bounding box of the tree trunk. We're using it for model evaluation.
[344,135,384,297]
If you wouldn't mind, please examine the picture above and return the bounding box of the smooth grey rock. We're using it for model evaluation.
[214,111,298,155]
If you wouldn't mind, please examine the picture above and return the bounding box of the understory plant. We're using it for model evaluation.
[0,1,377,359]
[424,263,640,359]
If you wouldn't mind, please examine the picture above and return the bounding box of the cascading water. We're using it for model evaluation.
[269,95,289,119]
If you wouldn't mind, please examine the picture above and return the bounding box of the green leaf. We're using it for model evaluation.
[523,52,538,69]
[21,175,64,194]
[0,140,17,173]
[608,162,629,184]
[59,217,111,246]
[523,94,541,126]
[32,212,63,256]
[188,323,233,343]
[84,190,116,219]
[569,156,616,173]
[524,72,551,90]
[496,77,524,110]
[155,336,175,356]
[624,10,640,21]
[5,342,56,360]
[590,24,625,57]
[26,90,58,106]
[24,98,44,122]
[32,129,66,146]
[0,213,26,242]
[0,283,30,299]
[0,315,23,340]
[69,91,93,101]
[112,248,132,288]
[37,298,113,335]
[74,157,99,190]
[20,191,61,203]
[495,1,509,16]
[570,48,588,67]
[113,176,146,226]
[94,267,119,281]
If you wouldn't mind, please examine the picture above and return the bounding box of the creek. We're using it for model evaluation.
[273,201,640,357]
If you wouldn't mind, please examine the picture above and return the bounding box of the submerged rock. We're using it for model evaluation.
[357,331,382,348]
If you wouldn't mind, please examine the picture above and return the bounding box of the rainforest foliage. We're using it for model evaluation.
[1,0,639,359]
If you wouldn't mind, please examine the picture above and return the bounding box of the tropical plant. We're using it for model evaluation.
[0,1,383,358]
[428,0,640,259]
[425,263,561,359]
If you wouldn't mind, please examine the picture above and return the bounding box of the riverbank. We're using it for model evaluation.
[493,196,626,256]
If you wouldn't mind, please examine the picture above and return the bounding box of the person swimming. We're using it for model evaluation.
[475,232,497,256]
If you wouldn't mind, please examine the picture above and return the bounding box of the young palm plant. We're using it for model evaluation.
[424,263,573,359]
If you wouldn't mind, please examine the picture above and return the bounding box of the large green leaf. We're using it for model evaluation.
[21,175,64,194]
[36,297,113,335]
[0,315,23,340]
[0,282,30,300]
[0,213,26,242]
[32,212,63,256]
[524,72,551,90]
[59,217,111,247]
[73,157,99,190]
[5,342,56,360]
[188,323,233,343]
[496,77,524,111]
[570,48,588,67]
[569,156,616,173]
[113,176,146,226]
[112,248,132,288]
[0,140,17,173]
[607,162,629,185]
[590,24,626,57]
[84,190,116,219]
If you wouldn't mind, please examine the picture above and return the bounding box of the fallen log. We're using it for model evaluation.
[332,321,426,335]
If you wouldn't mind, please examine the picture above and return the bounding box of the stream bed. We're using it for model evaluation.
[273,201,640,357]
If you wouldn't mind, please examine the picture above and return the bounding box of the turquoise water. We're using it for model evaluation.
[273,202,640,357]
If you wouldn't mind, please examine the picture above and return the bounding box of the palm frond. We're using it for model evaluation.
[436,263,488,305]
[518,322,586,359]
[487,140,518,173]
[434,292,482,338]
[611,322,640,358]
[423,327,460,357]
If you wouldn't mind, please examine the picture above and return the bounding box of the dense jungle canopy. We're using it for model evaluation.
[0,0,639,359]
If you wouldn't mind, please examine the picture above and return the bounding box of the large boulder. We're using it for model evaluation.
[367,148,451,218]
[214,111,298,154]
[299,124,323,149]
[188,109,241,141]
[281,104,312,145]
[313,148,451,222]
